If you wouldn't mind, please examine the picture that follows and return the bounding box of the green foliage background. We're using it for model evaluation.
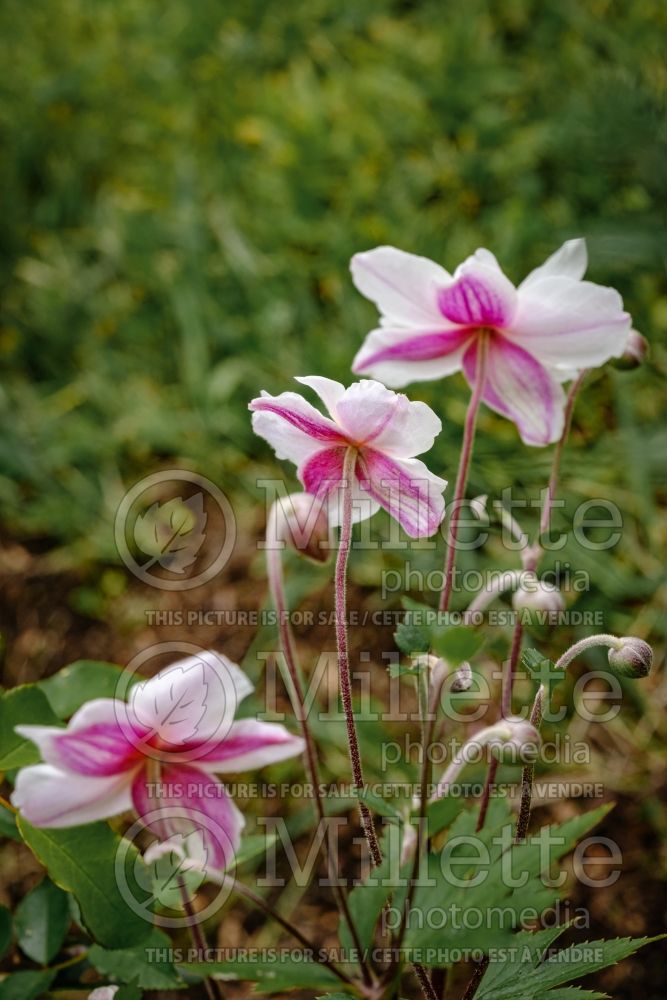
[0,0,665,636]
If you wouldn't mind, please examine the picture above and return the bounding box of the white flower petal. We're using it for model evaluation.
[520,238,588,289]
[250,390,345,465]
[352,326,472,387]
[12,764,134,827]
[129,651,254,748]
[351,246,451,326]
[295,375,346,415]
[510,276,631,369]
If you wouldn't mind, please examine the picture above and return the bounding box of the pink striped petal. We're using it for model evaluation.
[131,763,244,874]
[463,337,565,447]
[299,445,347,497]
[351,246,451,326]
[352,327,472,387]
[198,720,305,773]
[356,449,447,538]
[16,699,141,777]
[250,390,346,465]
[332,379,442,458]
[509,276,631,370]
[438,263,517,328]
[11,763,135,827]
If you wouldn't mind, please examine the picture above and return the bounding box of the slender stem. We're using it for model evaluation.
[501,620,523,719]
[461,957,489,1000]
[439,332,490,613]
[414,961,439,1000]
[536,371,587,548]
[265,504,371,982]
[179,880,222,1000]
[336,447,383,867]
[477,625,522,832]
[223,875,357,988]
[143,758,223,1000]
[393,671,442,999]
[478,376,586,845]
[515,633,620,841]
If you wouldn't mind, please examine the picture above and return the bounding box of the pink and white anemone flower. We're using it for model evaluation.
[249,376,447,538]
[11,651,304,876]
[351,240,632,446]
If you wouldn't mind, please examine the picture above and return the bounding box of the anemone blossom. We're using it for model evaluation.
[12,651,304,874]
[351,240,631,446]
[250,376,447,538]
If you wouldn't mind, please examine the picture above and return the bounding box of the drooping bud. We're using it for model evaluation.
[429,656,473,694]
[512,574,564,616]
[613,330,649,371]
[607,636,653,678]
[489,717,541,765]
[273,492,330,562]
[451,661,473,692]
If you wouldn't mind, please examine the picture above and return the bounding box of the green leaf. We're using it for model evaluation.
[0,805,19,843]
[14,877,70,964]
[429,625,485,664]
[0,686,61,770]
[178,957,341,992]
[38,660,129,718]
[89,928,184,989]
[339,826,409,955]
[476,932,659,999]
[18,817,153,949]
[0,906,11,961]
[234,832,279,869]
[405,804,614,964]
[115,985,143,1000]
[0,971,55,1000]
[394,621,430,656]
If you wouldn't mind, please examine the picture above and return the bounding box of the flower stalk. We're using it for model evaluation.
[336,447,383,867]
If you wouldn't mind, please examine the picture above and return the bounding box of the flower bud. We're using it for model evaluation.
[608,636,653,678]
[613,330,649,371]
[429,656,473,694]
[273,492,330,562]
[512,574,564,615]
[489,717,541,765]
[451,661,473,692]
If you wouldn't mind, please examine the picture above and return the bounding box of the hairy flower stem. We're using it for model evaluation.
[178,880,223,1000]
[477,375,586,842]
[144,758,223,1000]
[439,333,489,613]
[335,448,383,868]
[265,505,372,982]
[515,633,622,841]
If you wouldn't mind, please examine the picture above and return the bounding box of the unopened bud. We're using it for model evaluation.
[613,330,649,371]
[273,492,330,562]
[489,717,541,765]
[428,656,473,694]
[451,661,473,692]
[512,574,564,615]
[608,636,653,678]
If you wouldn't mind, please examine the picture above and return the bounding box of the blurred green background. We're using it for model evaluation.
[0,0,665,630]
